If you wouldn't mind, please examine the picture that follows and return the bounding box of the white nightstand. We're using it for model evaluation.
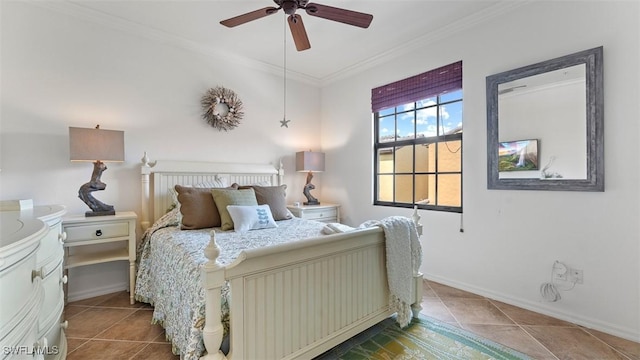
[287,204,340,223]
[62,211,137,304]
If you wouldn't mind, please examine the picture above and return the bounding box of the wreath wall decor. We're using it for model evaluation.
[201,86,244,131]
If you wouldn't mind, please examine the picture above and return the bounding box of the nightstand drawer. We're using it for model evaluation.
[305,208,337,220]
[287,204,340,223]
[65,222,129,243]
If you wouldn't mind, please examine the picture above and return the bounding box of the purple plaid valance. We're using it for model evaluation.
[371,61,462,112]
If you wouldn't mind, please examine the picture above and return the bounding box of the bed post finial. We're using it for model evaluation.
[412,205,423,236]
[141,151,157,168]
[200,231,227,360]
[277,157,284,186]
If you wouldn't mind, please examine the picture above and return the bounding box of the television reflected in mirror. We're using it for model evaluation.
[499,139,538,173]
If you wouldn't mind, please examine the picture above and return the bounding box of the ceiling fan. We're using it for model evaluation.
[220,0,373,51]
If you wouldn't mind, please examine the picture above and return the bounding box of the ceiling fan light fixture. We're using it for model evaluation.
[282,1,298,15]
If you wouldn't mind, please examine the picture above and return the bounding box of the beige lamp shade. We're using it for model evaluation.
[296,151,325,172]
[69,126,124,162]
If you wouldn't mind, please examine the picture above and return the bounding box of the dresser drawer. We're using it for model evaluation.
[64,222,130,243]
[39,260,64,335]
[0,246,41,326]
[37,222,64,267]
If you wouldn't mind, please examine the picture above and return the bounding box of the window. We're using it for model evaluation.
[372,61,462,212]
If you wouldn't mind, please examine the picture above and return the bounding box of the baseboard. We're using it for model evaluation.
[424,274,639,343]
[67,282,128,303]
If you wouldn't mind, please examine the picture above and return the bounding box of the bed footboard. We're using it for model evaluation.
[200,215,423,360]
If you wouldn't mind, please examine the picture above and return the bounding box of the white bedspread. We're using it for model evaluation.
[134,209,327,360]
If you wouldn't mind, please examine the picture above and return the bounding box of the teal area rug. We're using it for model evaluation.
[315,315,532,360]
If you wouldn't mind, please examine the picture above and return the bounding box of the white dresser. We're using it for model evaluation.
[0,205,67,359]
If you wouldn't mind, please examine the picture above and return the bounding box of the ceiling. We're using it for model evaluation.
[55,0,514,85]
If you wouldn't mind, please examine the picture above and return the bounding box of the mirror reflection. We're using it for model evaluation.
[498,64,586,180]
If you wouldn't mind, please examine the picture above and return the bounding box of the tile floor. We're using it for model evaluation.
[64,280,639,359]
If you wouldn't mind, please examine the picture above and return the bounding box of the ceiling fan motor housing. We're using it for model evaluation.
[277,0,309,15]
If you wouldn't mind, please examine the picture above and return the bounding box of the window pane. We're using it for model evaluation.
[416,96,437,108]
[437,174,461,207]
[415,174,432,205]
[440,101,463,136]
[416,106,437,138]
[394,146,413,173]
[415,143,434,173]
[400,102,415,111]
[397,112,415,140]
[378,115,395,143]
[437,140,462,172]
[395,175,413,203]
[441,89,462,102]
[377,175,393,202]
[377,148,394,173]
[379,107,395,117]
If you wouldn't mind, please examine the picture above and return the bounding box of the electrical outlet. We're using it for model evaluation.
[568,268,583,284]
[553,261,568,281]
[554,271,567,281]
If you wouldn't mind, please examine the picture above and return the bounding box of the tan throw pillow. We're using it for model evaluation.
[211,188,258,231]
[175,184,238,230]
[239,185,292,221]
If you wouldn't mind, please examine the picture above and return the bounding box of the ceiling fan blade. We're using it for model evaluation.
[220,7,278,27]
[288,14,311,51]
[305,3,373,28]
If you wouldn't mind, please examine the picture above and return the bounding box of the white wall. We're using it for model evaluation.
[2,0,639,342]
[0,2,320,299]
[321,1,639,341]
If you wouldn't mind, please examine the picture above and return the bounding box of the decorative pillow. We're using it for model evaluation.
[169,178,228,209]
[227,205,278,233]
[238,185,292,221]
[211,188,258,231]
[175,184,238,230]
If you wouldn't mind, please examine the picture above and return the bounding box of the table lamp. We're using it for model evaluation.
[69,125,124,217]
[295,151,325,205]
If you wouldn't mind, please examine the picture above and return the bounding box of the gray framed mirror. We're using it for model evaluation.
[486,46,604,191]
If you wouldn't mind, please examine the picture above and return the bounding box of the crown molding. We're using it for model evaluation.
[28,0,529,88]
[29,0,322,86]
[320,1,531,87]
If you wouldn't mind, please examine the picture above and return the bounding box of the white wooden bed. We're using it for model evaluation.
[139,158,423,360]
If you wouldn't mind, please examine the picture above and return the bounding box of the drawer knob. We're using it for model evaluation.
[58,231,67,244]
[96,229,103,237]
[60,320,69,330]
[61,275,68,285]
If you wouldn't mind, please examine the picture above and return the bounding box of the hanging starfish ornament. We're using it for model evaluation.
[279,16,292,129]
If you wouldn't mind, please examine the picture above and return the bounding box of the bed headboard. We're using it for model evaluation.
[140,157,284,231]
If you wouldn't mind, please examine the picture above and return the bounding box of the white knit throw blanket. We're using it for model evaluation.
[361,216,422,328]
